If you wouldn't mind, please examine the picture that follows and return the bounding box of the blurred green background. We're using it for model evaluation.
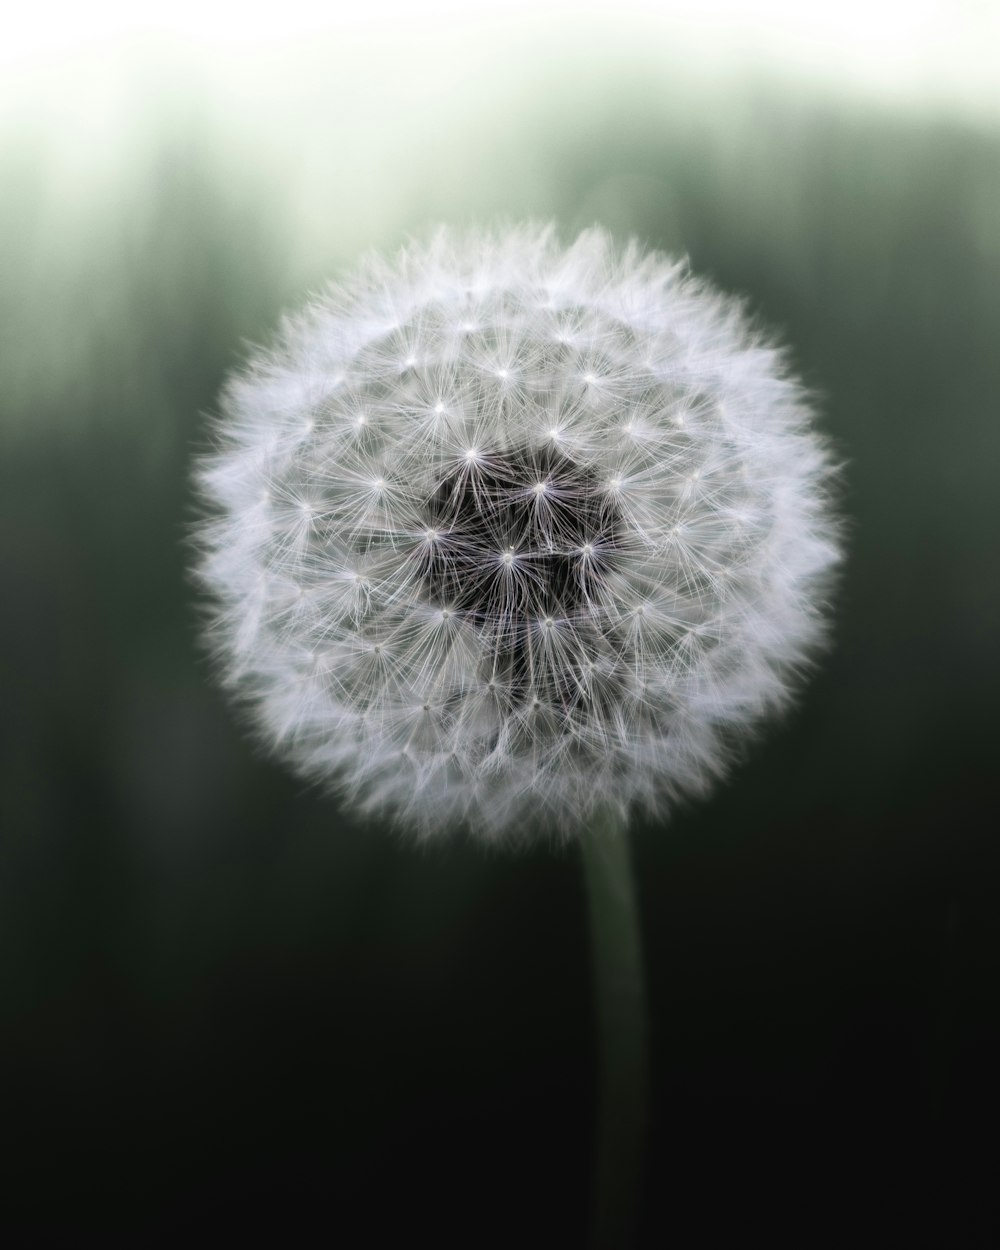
[1,6,998,1243]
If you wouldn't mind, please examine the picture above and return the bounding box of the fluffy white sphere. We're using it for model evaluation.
[195,224,840,841]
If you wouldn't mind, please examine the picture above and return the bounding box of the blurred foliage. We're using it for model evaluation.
[1,49,997,1241]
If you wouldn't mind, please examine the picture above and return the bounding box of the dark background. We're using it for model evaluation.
[1,31,998,1246]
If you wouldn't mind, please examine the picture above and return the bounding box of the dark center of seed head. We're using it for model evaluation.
[421,445,623,699]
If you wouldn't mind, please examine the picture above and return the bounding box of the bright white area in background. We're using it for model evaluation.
[2,0,999,123]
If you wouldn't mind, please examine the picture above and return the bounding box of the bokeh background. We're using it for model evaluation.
[2,3,998,1243]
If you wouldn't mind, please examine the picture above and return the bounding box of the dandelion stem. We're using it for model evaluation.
[580,816,649,1248]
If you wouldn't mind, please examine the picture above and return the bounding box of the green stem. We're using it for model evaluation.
[579,816,649,1248]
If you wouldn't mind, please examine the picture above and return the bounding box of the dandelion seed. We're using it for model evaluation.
[194,224,840,841]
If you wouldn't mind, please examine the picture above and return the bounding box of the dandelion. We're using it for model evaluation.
[195,224,839,842]
[194,223,841,1244]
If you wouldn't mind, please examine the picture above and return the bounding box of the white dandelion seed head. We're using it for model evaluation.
[194,224,841,842]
